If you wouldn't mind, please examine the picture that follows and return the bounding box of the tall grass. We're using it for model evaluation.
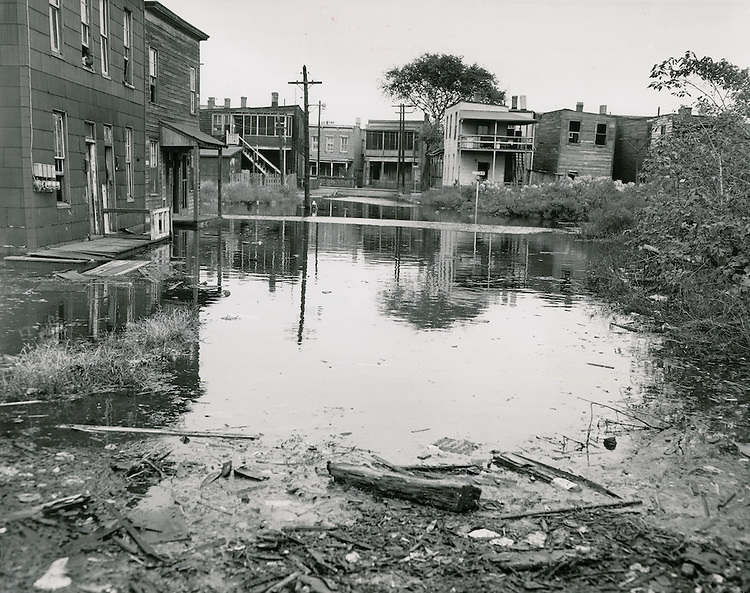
[420,177,646,234]
[0,308,198,401]
[200,180,299,214]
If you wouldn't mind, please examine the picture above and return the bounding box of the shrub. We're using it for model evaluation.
[200,180,299,213]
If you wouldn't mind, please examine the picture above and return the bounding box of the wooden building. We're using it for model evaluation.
[199,94,305,187]
[531,103,616,183]
[309,120,363,188]
[0,0,149,255]
[144,1,224,221]
[612,115,652,183]
[442,98,537,187]
[363,119,424,191]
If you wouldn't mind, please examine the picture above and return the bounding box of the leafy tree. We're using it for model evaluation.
[382,53,505,126]
[642,52,750,284]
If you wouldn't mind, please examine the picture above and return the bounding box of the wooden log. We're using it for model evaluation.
[327,461,481,512]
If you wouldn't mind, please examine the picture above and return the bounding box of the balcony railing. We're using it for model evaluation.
[458,135,534,151]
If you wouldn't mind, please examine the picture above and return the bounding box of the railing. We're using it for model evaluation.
[458,135,534,151]
[102,207,172,241]
[238,135,281,175]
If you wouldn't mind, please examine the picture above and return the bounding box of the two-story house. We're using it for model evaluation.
[1,0,150,256]
[144,1,224,222]
[309,120,363,188]
[442,97,537,187]
[200,93,305,187]
[363,120,424,191]
[531,103,617,183]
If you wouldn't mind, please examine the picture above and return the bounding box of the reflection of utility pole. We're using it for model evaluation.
[297,221,310,344]
[288,66,322,214]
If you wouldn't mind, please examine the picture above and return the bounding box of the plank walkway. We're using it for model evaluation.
[4,234,159,272]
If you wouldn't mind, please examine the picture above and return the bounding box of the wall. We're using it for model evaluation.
[612,116,652,183]
[0,0,147,255]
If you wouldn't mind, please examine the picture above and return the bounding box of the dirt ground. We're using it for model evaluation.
[1,396,748,593]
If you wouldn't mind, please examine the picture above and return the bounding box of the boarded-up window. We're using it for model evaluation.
[568,120,581,144]
[595,123,607,146]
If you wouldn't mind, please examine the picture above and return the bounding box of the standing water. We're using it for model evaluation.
[175,215,652,459]
[0,213,654,457]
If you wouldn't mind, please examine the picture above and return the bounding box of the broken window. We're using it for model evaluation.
[595,123,607,146]
[568,120,581,144]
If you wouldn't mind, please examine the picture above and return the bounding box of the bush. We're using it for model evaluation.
[200,180,299,213]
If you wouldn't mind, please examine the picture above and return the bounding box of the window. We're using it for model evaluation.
[189,67,196,114]
[49,0,62,53]
[383,131,399,150]
[212,114,228,135]
[477,124,491,136]
[148,47,158,103]
[311,136,318,152]
[99,0,110,76]
[80,0,92,65]
[149,140,159,193]
[568,120,581,144]
[325,135,334,153]
[123,10,132,85]
[339,135,348,152]
[595,123,607,146]
[53,111,67,202]
[125,127,133,201]
[366,131,383,150]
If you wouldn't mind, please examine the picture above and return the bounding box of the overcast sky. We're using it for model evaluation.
[159,0,749,125]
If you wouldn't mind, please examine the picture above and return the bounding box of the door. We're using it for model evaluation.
[86,140,102,236]
[103,141,116,233]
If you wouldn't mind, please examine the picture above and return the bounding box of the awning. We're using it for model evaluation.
[461,111,537,124]
[160,120,226,149]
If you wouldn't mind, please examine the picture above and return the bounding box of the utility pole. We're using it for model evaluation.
[288,65,321,214]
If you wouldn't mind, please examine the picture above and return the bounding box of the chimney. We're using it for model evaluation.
[575,102,584,112]
[223,97,231,108]
[241,96,247,108]
[208,97,215,109]
[511,95,518,110]
[519,95,527,110]
[599,104,607,115]
[271,92,279,107]
[355,117,361,128]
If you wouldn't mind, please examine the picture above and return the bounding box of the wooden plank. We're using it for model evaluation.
[327,461,482,512]
[57,424,261,440]
[83,260,150,277]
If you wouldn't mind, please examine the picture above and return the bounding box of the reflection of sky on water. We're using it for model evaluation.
[185,219,652,459]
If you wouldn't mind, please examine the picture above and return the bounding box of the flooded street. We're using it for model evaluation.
[1,208,655,457]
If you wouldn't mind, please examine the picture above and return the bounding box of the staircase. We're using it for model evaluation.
[512,152,526,185]
[238,136,281,177]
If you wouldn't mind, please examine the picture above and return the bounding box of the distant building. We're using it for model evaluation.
[612,115,651,183]
[442,97,537,187]
[531,103,616,183]
[363,120,424,191]
[144,1,224,219]
[200,94,305,187]
[309,120,363,188]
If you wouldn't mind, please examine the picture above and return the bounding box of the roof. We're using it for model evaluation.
[160,121,226,149]
[458,110,537,124]
[200,146,243,158]
[144,2,209,41]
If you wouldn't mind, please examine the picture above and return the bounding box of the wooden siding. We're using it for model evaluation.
[533,110,616,178]
[613,116,651,183]
[0,0,147,255]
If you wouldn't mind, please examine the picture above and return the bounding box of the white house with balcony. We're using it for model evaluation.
[442,98,537,187]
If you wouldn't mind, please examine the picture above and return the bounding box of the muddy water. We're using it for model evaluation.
[0,215,655,459]
[177,216,653,460]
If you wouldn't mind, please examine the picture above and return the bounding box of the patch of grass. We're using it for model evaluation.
[0,307,198,402]
[200,180,299,214]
